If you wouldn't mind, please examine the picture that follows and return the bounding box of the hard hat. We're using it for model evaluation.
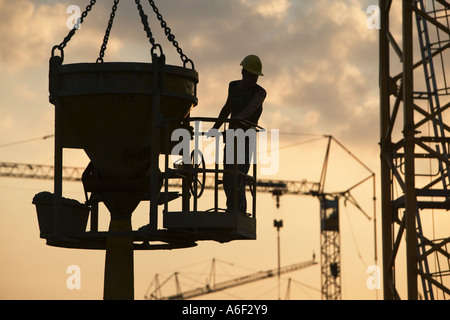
[240,55,264,76]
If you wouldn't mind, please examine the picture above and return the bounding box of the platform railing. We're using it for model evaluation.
[161,117,263,220]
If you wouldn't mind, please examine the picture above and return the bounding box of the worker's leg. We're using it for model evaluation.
[236,162,250,213]
[223,160,234,211]
[223,139,251,214]
[223,144,236,212]
[223,162,249,213]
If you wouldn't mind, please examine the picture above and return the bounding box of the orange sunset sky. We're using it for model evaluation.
[1,0,448,300]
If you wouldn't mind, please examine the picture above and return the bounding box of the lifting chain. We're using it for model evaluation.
[51,0,97,60]
[147,0,194,69]
[135,0,163,58]
[97,0,120,63]
[51,0,194,69]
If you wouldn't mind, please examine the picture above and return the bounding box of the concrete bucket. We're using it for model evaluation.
[50,60,198,217]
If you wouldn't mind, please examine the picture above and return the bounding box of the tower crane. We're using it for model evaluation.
[267,135,376,300]
[379,0,450,299]
[145,258,317,300]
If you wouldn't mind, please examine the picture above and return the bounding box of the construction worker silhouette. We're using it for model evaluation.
[209,55,267,214]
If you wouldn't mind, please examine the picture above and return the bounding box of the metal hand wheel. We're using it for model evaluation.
[189,149,206,198]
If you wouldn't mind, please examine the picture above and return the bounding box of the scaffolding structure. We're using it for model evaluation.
[379,0,450,299]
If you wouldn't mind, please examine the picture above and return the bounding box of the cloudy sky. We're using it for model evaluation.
[0,0,396,300]
[1,0,382,153]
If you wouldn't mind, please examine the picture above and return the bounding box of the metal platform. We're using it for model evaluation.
[42,230,198,251]
[33,191,256,249]
[163,211,257,242]
[38,211,256,250]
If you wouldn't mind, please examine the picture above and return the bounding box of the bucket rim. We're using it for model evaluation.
[57,61,198,79]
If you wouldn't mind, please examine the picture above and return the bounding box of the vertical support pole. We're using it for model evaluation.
[252,161,257,219]
[182,176,190,212]
[252,129,257,219]
[233,136,238,213]
[372,174,378,300]
[214,131,221,212]
[49,55,63,238]
[53,99,63,237]
[214,162,219,212]
[149,90,160,231]
[379,0,395,300]
[103,194,139,300]
[274,219,283,300]
[90,198,99,232]
[149,54,164,231]
[193,121,199,213]
[182,120,190,213]
[104,218,134,300]
[164,120,169,214]
[402,0,418,300]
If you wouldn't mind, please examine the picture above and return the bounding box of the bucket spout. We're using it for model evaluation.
[101,192,142,220]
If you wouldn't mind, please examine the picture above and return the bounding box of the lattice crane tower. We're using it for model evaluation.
[379,0,450,300]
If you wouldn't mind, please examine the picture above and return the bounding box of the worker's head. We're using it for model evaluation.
[240,55,263,86]
[240,55,263,76]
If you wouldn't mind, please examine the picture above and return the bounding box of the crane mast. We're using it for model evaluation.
[379,0,450,299]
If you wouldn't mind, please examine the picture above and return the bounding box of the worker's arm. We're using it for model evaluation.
[234,89,266,121]
[212,100,231,130]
